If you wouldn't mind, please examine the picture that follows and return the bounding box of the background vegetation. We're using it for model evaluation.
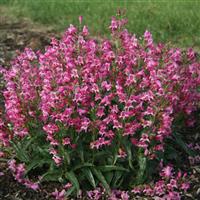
[1,0,200,48]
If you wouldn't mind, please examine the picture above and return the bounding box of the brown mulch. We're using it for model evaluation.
[0,165,52,200]
[180,118,200,200]
[0,12,60,67]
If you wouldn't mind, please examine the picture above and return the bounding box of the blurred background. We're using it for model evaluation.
[0,0,200,64]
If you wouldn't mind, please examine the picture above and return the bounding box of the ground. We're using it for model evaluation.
[0,7,59,67]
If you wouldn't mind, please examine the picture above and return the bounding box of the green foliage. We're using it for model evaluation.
[92,168,111,194]
[172,132,194,156]
[136,153,147,185]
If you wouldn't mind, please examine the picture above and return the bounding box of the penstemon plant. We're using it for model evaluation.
[0,16,199,199]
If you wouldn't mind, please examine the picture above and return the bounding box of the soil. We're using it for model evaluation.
[182,125,200,200]
[0,164,53,200]
[0,12,60,67]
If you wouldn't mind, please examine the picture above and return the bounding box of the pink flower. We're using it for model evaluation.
[131,138,138,145]
[144,30,153,47]
[131,187,141,194]
[167,179,177,189]
[87,188,102,200]
[52,155,62,166]
[143,185,154,196]
[24,181,39,190]
[82,25,89,36]
[0,172,4,176]
[80,118,90,132]
[121,191,129,200]
[67,24,77,35]
[118,148,127,158]
[0,151,5,157]
[64,183,72,189]
[8,159,17,172]
[167,191,181,200]
[62,137,71,146]
[113,119,122,129]
[52,189,65,200]
[187,48,196,61]
[17,163,26,175]
[43,124,59,134]
[181,182,190,192]
[97,107,105,117]
[109,17,118,32]
[90,137,111,149]
[101,81,112,91]
[161,165,173,178]
[79,16,83,24]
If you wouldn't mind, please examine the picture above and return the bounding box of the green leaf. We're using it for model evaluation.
[25,158,52,175]
[73,163,94,171]
[65,186,76,197]
[92,168,111,194]
[105,172,113,185]
[165,145,178,160]
[59,146,70,165]
[90,108,96,121]
[10,141,29,163]
[115,175,124,188]
[111,170,123,188]
[93,151,108,158]
[21,136,35,150]
[37,146,50,157]
[98,165,129,172]
[77,144,84,162]
[112,153,118,165]
[41,169,63,182]
[124,142,134,170]
[136,153,147,184]
[173,132,194,156]
[65,171,80,193]
[82,168,96,188]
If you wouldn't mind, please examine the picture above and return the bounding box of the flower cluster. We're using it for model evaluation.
[87,188,130,200]
[86,165,190,200]
[131,165,190,200]
[0,16,199,199]
[8,159,39,190]
[52,183,72,200]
